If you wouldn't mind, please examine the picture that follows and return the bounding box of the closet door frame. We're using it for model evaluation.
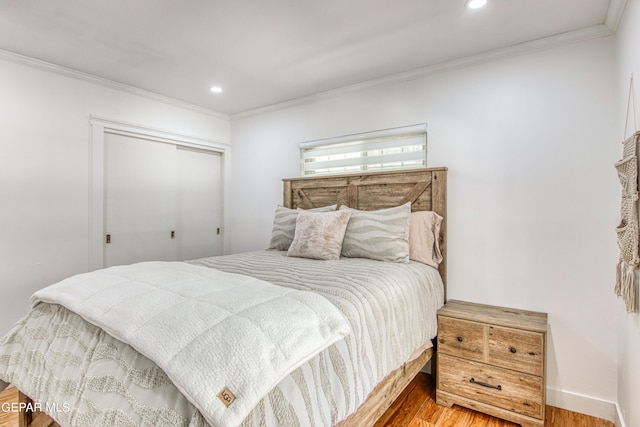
[89,115,229,271]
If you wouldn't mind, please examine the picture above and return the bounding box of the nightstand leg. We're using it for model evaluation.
[434,390,454,408]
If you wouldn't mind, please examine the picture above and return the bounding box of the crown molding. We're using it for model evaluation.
[0,48,229,120]
[231,24,613,120]
[605,0,628,33]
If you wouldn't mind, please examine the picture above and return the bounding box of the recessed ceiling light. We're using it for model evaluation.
[465,0,487,9]
[210,86,222,94]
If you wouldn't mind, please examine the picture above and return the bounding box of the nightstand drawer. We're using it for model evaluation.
[437,316,484,362]
[438,353,544,419]
[488,325,545,376]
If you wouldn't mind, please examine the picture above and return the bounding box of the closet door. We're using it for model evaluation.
[104,133,178,267]
[177,146,222,260]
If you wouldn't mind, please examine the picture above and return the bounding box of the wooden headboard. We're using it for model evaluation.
[282,168,447,291]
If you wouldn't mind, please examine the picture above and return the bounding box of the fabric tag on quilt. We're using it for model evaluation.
[217,387,236,407]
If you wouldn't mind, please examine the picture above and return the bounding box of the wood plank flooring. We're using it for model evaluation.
[375,373,615,427]
[1,374,617,427]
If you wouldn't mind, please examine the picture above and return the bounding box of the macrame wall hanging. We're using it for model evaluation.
[615,74,640,312]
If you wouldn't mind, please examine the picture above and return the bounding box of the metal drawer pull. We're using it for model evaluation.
[457,336,463,342]
[510,347,517,353]
[470,378,502,391]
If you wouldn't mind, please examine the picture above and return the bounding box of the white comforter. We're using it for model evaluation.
[31,261,350,427]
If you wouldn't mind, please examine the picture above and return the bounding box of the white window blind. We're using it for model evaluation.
[299,124,427,177]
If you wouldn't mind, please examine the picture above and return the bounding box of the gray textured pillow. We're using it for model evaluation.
[287,210,352,260]
[268,205,337,250]
[339,202,411,263]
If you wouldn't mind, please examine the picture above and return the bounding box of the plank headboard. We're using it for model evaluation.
[282,167,447,291]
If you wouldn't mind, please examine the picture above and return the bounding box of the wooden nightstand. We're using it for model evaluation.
[436,300,547,427]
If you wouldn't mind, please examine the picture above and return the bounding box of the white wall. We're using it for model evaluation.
[229,37,621,418]
[0,55,230,336]
[614,0,640,425]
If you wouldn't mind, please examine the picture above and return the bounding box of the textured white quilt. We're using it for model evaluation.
[31,261,350,427]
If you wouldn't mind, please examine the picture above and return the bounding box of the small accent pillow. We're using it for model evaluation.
[409,211,443,268]
[339,202,411,263]
[268,205,337,250]
[287,210,352,260]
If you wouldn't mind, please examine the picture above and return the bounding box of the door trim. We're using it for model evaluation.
[89,115,229,271]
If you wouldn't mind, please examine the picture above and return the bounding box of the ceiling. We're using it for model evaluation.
[0,0,622,115]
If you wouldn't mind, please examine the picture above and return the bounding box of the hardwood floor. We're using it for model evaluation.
[375,373,615,427]
[2,374,616,427]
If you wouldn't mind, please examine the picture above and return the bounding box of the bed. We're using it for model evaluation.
[0,168,447,427]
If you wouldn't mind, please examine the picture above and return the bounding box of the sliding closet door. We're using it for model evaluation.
[104,133,178,267]
[177,146,222,260]
[103,133,223,267]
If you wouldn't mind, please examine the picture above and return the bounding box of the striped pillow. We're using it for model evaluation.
[339,202,411,263]
[268,205,337,250]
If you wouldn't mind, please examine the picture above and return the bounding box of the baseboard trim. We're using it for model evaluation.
[546,387,617,423]
[615,402,627,427]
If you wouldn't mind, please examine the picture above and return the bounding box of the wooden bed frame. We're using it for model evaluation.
[283,167,447,426]
[7,167,447,427]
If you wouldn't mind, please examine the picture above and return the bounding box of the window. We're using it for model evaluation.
[299,124,427,176]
